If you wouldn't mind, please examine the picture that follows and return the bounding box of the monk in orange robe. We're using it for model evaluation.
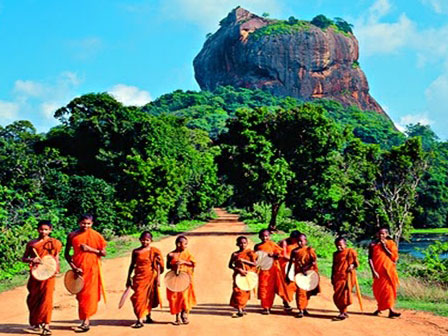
[228,236,257,317]
[278,230,300,311]
[288,233,320,318]
[369,228,401,318]
[126,231,164,328]
[65,214,107,332]
[254,229,291,315]
[22,220,62,335]
[166,235,196,325]
[331,237,359,320]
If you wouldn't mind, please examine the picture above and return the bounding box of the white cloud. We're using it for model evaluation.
[0,101,19,123]
[0,72,82,128]
[163,0,282,31]
[421,0,448,14]
[108,84,152,106]
[394,113,433,132]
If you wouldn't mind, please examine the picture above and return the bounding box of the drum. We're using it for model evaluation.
[255,251,273,270]
[235,271,258,291]
[295,270,319,291]
[285,265,295,282]
[118,287,131,309]
[64,270,84,294]
[164,270,191,292]
[31,255,57,281]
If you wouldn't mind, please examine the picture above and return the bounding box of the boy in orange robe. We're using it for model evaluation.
[278,230,300,311]
[287,233,320,318]
[166,235,196,325]
[22,220,63,335]
[369,228,401,318]
[125,231,164,328]
[254,229,291,315]
[331,237,359,320]
[65,214,107,332]
[228,236,257,317]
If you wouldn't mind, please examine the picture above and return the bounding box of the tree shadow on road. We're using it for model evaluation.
[0,323,73,334]
[183,232,257,237]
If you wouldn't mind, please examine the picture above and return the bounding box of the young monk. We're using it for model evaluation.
[126,231,164,328]
[254,229,291,315]
[331,237,359,320]
[166,235,196,325]
[65,214,107,332]
[369,228,401,318]
[22,220,63,336]
[287,233,320,318]
[228,236,257,317]
[278,230,300,311]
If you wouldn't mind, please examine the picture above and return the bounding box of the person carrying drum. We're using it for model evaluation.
[287,233,320,318]
[331,237,359,320]
[65,214,107,332]
[22,220,62,336]
[369,228,401,318]
[278,230,300,311]
[166,235,196,325]
[254,229,291,315]
[125,231,164,328]
[228,236,257,318]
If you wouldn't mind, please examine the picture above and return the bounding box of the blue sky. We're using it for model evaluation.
[1,0,447,139]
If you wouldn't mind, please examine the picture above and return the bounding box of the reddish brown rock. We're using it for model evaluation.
[193,7,386,115]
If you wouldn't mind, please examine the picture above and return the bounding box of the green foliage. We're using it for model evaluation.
[262,12,270,18]
[415,241,448,284]
[311,14,334,29]
[250,20,310,40]
[334,17,353,34]
[352,60,360,69]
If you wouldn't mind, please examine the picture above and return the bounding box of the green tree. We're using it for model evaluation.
[311,14,334,29]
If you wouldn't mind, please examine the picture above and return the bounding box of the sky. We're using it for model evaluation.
[1,0,447,139]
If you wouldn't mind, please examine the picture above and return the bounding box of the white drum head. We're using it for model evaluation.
[285,265,295,282]
[256,251,273,270]
[164,270,191,292]
[295,270,319,291]
[235,271,258,291]
[31,255,57,281]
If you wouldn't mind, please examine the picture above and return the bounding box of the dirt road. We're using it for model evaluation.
[1,209,447,336]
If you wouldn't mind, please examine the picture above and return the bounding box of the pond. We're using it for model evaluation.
[399,233,448,259]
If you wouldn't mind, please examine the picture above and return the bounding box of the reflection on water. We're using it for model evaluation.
[399,233,448,259]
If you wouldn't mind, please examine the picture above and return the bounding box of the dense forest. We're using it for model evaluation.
[1,86,447,280]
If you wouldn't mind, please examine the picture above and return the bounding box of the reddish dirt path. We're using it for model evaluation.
[1,208,447,336]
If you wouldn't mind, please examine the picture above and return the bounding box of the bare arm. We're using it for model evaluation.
[126,250,137,288]
[65,233,83,275]
[368,243,379,279]
[21,242,41,264]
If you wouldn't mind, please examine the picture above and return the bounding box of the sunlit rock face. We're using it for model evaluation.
[194,7,385,115]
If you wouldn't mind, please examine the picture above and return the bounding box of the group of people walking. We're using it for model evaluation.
[21,214,401,335]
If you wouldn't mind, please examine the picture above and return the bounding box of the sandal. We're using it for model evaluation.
[23,326,42,334]
[73,324,90,333]
[42,327,52,336]
[232,312,244,318]
[295,311,304,318]
[181,311,190,324]
[388,311,401,318]
[173,320,181,326]
[261,309,270,315]
[131,321,144,329]
[145,315,154,324]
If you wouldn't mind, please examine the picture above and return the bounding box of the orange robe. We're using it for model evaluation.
[26,238,62,326]
[229,249,257,309]
[332,248,359,313]
[166,250,197,314]
[293,246,320,310]
[131,247,164,319]
[279,242,298,302]
[255,241,291,309]
[371,240,399,311]
[71,229,107,320]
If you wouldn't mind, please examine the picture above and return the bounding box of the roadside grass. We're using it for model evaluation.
[411,228,448,234]
[0,218,208,293]
[236,208,448,317]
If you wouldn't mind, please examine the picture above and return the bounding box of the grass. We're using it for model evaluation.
[0,218,208,293]
[411,228,448,234]
[235,206,448,317]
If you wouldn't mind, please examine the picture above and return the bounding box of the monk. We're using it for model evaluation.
[126,231,164,328]
[278,230,300,311]
[254,229,291,315]
[369,228,401,318]
[22,220,62,336]
[166,235,196,325]
[228,236,257,317]
[65,214,107,332]
[331,237,359,320]
[287,233,320,318]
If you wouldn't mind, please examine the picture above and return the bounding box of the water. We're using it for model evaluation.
[399,233,448,259]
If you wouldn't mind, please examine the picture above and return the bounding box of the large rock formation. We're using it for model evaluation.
[194,7,386,115]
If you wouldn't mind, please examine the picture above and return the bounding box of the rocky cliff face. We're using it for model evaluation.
[193,7,386,115]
